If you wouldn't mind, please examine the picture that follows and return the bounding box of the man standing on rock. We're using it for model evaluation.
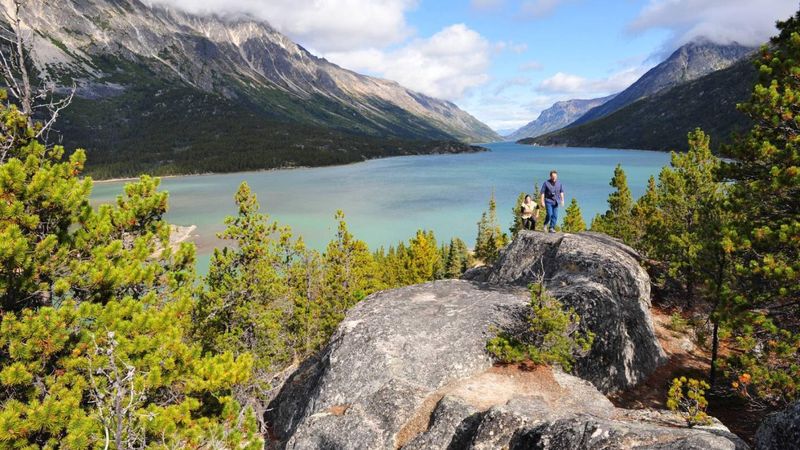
[540,170,565,233]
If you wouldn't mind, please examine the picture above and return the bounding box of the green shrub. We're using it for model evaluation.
[487,284,594,371]
[668,312,690,334]
[667,377,713,427]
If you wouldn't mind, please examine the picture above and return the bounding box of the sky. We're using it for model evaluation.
[149,0,798,133]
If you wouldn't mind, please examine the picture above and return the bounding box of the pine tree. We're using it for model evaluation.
[323,210,379,326]
[697,184,735,387]
[532,182,542,231]
[405,230,441,284]
[653,130,721,307]
[289,244,327,356]
[474,191,509,264]
[196,182,302,424]
[562,198,587,233]
[475,210,490,260]
[0,97,260,448]
[717,11,800,406]
[591,164,634,242]
[444,238,469,278]
[631,175,662,256]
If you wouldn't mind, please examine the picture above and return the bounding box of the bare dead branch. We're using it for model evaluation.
[0,0,75,146]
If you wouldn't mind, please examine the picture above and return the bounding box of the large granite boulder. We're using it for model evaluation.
[266,232,743,449]
[267,280,530,447]
[476,231,667,393]
[755,400,800,450]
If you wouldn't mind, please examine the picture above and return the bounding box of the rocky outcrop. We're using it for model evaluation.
[267,280,531,447]
[266,232,744,449]
[755,400,800,450]
[481,231,667,393]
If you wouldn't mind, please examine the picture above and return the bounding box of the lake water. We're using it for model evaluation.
[91,142,672,273]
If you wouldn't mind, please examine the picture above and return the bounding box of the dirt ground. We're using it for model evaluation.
[611,307,760,444]
[395,363,561,448]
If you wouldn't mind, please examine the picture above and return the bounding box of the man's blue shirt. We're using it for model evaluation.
[541,180,564,206]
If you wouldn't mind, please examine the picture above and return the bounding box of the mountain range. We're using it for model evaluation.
[10,0,499,177]
[569,41,754,127]
[508,41,756,146]
[522,58,757,152]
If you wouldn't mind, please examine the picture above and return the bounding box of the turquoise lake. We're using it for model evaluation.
[91,142,672,273]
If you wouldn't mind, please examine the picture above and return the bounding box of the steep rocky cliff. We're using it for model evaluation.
[266,232,747,449]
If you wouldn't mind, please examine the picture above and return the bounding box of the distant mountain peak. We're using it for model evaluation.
[505,94,617,141]
[568,40,755,127]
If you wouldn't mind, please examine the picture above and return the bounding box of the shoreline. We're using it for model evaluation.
[88,146,490,183]
[88,143,667,184]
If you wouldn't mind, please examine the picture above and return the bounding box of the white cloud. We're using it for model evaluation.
[629,0,797,47]
[147,0,417,53]
[325,24,493,101]
[536,67,645,96]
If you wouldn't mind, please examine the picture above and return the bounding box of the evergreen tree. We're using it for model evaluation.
[437,242,450,279]
[0,97,260,448]
[195,182,302,424]
[289,243,327,357]
[475,210,490,259]
[405,230,441,284]
[474,191,509,264]
[444,238,469,278]
[532,182,542,231]
[653,130,721,307]
[697,184,735,387]
[562,198,587,233]
[323,211,379,325]
[591,164,635,242]
[631,175,662,256]
[717,11,800,406]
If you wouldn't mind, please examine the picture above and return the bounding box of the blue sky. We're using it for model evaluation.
[152,0,798,132]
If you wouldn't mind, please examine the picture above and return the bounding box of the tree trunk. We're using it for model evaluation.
[710,320,720,387]
[685,268,695,309]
